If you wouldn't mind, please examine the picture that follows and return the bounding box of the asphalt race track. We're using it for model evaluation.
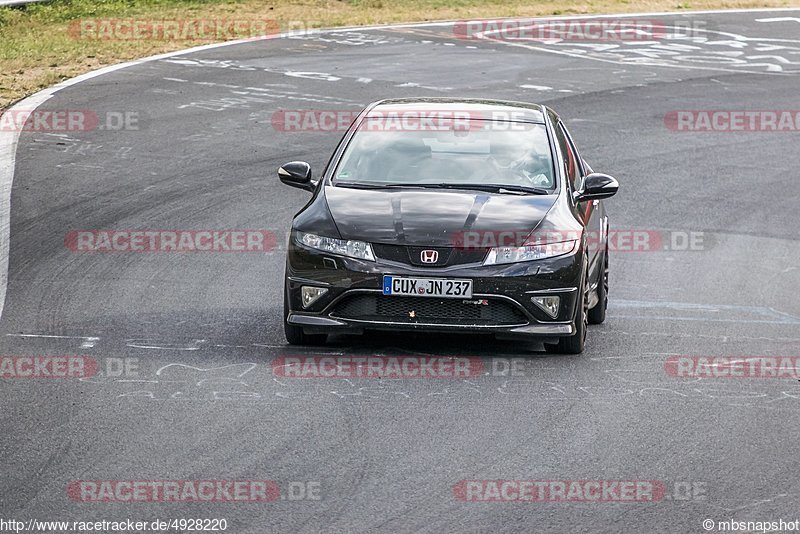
[2,9,800,533]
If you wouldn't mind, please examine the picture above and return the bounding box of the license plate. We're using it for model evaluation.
[382,276,473,298]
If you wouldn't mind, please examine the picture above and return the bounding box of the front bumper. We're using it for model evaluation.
[287,309,575,337]
[285,240,583,340]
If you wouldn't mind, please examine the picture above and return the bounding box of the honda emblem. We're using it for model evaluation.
[420,250,439,263]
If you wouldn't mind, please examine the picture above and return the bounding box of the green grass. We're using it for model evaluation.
[1,0,796,108]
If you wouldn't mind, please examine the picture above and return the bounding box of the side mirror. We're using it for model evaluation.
[575,173,619,202]
[278,161,315,192]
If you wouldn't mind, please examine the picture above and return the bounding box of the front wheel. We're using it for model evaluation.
[544,259,588,355]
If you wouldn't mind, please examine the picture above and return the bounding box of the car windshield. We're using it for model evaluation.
[333,118,556,192]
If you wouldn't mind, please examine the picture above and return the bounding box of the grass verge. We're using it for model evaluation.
[0,0,796,108]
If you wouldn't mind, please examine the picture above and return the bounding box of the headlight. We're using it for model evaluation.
[483,240,577,265]
[295,231,375,261]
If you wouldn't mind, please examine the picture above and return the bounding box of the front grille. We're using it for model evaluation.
[372,244,487,267]
[330,294,528,326]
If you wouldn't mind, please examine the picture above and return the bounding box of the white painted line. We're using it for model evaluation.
[520,84,553,90]
[0,0,47,5]
[322,7,800,32]
[1,7,799,322]
[756,17,800,23]
[472,22,800,75]
[6,333,100,347]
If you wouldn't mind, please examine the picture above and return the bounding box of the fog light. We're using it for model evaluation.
[301,286,328,308]
[531,296,560,319]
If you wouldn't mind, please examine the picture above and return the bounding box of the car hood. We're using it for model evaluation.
[324,186,557,246]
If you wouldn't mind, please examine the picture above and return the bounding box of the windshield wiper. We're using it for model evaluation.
[334,181,409,190]
[334,182,551,195]
[424,183,551,195]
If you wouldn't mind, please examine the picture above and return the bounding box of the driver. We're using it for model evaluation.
[488,136,552,187]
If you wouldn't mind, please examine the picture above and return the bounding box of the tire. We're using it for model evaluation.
[544,259,588,355]
[588,247,608,325]
[284,282,327,346]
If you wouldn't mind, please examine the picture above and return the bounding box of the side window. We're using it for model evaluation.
[556,122,584,192]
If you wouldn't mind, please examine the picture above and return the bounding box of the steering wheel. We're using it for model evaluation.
[384,153,436,182]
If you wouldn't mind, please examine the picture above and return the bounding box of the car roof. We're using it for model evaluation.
[366,98,547,124]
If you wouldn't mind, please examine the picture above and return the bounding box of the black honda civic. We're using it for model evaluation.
[279,98,618,353]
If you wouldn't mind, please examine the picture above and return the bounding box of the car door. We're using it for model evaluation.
[555,121,604,284]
